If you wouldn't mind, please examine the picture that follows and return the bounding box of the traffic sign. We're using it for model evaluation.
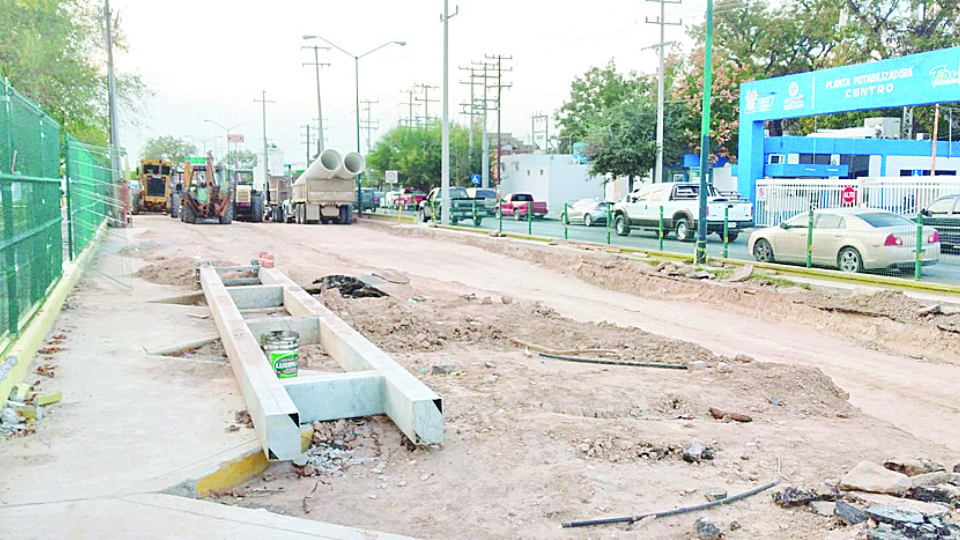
[470,174,481,185]
[841,185,857,205]
[228,134,244,143]
[385,170,398,184]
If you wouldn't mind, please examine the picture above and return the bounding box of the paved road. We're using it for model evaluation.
[368,207,960,286]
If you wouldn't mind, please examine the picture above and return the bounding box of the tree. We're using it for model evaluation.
[220,149,257,169]
[366,122,481,191]
[141,136,197,165]
[0,0,147,145]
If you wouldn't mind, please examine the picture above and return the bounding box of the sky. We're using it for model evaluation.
[113,0,715,170]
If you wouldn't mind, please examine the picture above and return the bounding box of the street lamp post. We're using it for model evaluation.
[302,35,405,216]
[204,119,246,188]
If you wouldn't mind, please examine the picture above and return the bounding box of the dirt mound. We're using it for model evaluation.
[134,255,199,286]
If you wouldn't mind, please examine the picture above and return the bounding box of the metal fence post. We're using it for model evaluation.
[915,213,923,280]
[806,207,814,268]
[723,206,729,259]
[472,198,477,226]
[64,135,75,261]
[563,203,568,240]
[527,203,532,236]
[498,199,502,232]
[606,203,612,245]
[658,205,664,251]
[431,195,436,223]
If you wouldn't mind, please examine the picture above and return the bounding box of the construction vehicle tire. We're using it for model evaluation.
[181,198,196,223]
[251,194,264,223]
[219,202,234,224]
[131,192,140,215]
[339,205,353,225]
[170,194,180,218]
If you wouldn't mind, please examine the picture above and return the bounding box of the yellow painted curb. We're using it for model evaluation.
[0,224,105,402]
[193,426,314,498]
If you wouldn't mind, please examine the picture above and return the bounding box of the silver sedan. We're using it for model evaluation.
[748,207,940,273]
[564,199,612,227]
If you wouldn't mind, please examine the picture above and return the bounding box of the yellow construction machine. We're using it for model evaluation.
[171,153,233,224]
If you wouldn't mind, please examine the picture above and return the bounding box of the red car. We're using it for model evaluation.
[497,193,548,220]
[397,188,426,209]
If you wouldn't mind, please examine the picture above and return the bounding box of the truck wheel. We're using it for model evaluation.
[513,211,521,221]
[181,199,196,223]
[451,216,459,225]
[251,194,264,223]
[131,193,140,215]
[340,205,353,225]
[614,214,630,236]
[419,208,429,223]
[725,231,739,242]
[473,216,482,227]
[675,216,692,242]
[170,194,179,219]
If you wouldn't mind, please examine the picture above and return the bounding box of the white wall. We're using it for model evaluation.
[884,155,960,176]
[499,154,606,217]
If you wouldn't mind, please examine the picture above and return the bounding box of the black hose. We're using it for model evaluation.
[561,480,780,528]
[538,352,688,370]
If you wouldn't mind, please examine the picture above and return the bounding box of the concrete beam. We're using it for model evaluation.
[225,285,284,310]
[281,371,385,423]
[200,267,301,461]
[259,268,443,445]
[245,316,320,347]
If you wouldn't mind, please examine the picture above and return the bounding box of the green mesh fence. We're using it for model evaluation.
[1,77,115,345]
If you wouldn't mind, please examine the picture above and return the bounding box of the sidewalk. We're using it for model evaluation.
[0,230,412,539]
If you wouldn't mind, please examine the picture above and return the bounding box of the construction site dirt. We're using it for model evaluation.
[27,215,960,538]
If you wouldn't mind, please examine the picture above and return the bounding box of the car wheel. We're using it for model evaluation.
[419,208,429,223]
[583,214,592,227]
[473,216,482,227]
[514,211,521,221]
[753,238,774,262]
[837,247,863,273]
[614,214,630,236]
[726,231,739,242]
[675,217,692,242]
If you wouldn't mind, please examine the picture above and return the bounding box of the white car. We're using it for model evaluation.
[748,207,940,273]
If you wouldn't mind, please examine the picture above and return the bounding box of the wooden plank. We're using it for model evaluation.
[281,371,385,423]
[225,285,284,310]
[259,268,443,445]
[200,267,302,460]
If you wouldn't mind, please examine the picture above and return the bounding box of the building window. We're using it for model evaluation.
[539,169,544,176]
[526,170,530,176]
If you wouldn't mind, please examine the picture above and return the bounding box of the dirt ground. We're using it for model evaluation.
[116,216,960,538]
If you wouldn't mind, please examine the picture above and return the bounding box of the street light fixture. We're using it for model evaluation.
[302,35,406,216]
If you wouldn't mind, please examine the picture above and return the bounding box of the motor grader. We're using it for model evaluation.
[171,153,233,224]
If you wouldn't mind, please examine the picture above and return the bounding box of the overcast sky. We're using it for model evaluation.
[113,0,713,169]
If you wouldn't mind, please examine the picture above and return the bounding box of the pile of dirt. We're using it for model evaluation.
[133,255,199,287]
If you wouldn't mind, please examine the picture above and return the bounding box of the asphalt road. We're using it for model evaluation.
[368,207,960,286]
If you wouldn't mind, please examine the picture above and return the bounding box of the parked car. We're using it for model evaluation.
[497,193,548,220]
[418,186,483,226]
[466,187,498,216]
[359,188,377,212]
[564,198,612,227]
[612,182,754,242]
[397,188,426,209]
[748,207,940,273]
[382,190,401,208]
[918,193,960,251]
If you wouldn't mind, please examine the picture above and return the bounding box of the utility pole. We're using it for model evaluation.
[360,99,379,153]
[103,0,122,222]
[399,87,419,128]
[301,124,312,163]
[485,54,512,188]
[646,0,681,184]
[470,60,500,188]
[301,45,330,155]
[695,0,714,264]
[440,0,459,226]
[414,84,440,126]
[254,91,275,192]
[531,112,549,151]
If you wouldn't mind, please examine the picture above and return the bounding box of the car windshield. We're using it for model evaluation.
[858,212,914,228]
[473,189,496,199]
[449,187,468,198]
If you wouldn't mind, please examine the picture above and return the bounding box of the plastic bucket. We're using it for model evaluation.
[261,330,299,379]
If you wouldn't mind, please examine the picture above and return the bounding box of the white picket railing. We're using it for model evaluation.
[754,177,960,226]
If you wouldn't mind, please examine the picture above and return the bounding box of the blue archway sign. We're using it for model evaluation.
[738,46,960,202]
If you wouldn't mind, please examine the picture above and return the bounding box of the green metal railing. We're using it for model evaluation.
[1,77,113,344]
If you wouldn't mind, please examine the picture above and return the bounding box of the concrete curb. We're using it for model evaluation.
[156,427,314,499]
[0,224,105,402]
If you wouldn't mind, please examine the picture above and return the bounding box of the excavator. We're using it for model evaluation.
[171,153,233,224]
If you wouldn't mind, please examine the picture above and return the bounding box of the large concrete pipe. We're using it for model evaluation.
[333,152,366,180]
[295,148,342,185]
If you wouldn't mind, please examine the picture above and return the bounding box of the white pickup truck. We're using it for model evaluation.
[612,182,754,242]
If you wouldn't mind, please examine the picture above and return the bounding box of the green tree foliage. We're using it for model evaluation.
[556,59,687,183]
[141,135,197,165]
[220,149,257,169]
[366,122,481,191]
[837,0,960,61]
[0,0,147,145]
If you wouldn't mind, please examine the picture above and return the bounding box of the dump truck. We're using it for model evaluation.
[231,168,264,222]
[132,159,173,214]
[285,149,365,224]
[172,153,233,224]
